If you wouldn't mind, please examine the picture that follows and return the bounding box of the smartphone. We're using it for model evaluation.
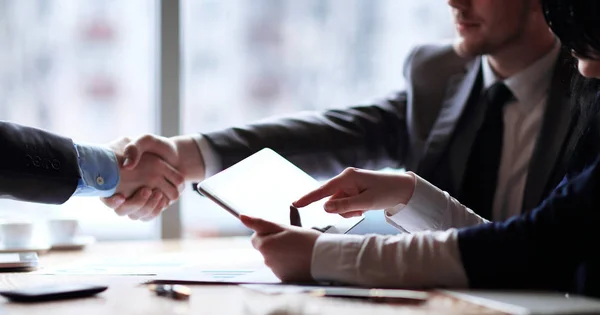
[0,284,108,302]
[0,252,38,272]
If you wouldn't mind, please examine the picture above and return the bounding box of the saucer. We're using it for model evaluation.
[0,241,51,254]
[50,236,96,251]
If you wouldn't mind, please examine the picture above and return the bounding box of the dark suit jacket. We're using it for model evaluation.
[203,43,577,214]
[458,154,600,297]
[0,121,80,204]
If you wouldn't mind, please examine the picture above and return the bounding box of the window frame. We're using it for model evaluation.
[158,0,183,239]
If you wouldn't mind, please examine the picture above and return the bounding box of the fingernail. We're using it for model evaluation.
[142,189,152,198]
[324,203,335,212]
[114,198,125,206]
[123,157,131,167]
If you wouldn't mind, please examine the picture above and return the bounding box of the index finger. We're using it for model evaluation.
[293,178,343,208]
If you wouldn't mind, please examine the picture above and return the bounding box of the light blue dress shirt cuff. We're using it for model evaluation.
[73,143,120,197]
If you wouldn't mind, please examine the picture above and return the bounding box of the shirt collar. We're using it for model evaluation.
[481,41,561,110]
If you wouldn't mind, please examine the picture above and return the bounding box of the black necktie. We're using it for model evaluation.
[459,82,515,220]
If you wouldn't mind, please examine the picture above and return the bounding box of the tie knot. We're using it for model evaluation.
[486,82,514,108]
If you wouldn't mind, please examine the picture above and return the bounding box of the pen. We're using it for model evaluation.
[148,284,191,300]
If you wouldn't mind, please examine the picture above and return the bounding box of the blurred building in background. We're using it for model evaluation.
[0,0,453,239]
[0,0,157,239]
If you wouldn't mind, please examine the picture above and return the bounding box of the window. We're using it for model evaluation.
[0,0,159,240]
[180,0,454,237]
[1,0,453,239]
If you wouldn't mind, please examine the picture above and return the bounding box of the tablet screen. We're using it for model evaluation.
[197,148,362,232]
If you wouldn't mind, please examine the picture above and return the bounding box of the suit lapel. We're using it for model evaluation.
[418,57,482,187]
[522,50,575,212]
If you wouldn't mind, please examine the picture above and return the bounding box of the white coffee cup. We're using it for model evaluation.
[47,219,80,244]
[0,221,35,248]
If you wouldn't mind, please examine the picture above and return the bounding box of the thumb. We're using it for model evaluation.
[324,192,373,214]
[122,143,141,169]
[240,214,284,235]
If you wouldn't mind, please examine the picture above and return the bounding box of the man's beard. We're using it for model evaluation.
[453,37,493,58]
[452,29,524,58]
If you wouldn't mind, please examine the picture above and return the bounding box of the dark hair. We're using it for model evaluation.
[542,0,600,59]
[543,0,600,171]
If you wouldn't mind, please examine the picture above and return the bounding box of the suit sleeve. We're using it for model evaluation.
[458,156,600,294]
[201,49,420,179]
[0,122,80,204]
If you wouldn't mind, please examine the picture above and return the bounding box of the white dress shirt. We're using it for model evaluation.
[480,42,560,220]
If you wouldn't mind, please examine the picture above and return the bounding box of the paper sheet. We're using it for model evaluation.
[35,255,197,275]
[36,248,264,275]
[152,267,281,284]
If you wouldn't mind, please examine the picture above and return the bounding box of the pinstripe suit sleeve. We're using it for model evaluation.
[0,122,80,204]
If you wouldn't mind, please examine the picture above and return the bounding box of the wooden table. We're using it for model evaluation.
[0,238,505,315]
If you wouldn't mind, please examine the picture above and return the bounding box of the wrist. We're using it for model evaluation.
[397,172,416,206]
[172,135,205,181]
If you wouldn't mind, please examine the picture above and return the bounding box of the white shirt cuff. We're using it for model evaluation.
[192,134,222,178]
[311,230,468,288]
[384,174,450,232]
[384,174,490,233]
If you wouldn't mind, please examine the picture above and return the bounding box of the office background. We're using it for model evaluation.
[0,0,452,240]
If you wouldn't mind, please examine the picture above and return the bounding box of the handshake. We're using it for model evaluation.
[102,135,206,221]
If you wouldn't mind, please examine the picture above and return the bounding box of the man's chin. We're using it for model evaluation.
[452,37,487,58]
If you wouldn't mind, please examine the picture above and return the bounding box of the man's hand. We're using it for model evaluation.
[102,134,205,219]
[240,215,320,283]
[103,137,185,221]
[114,153,185,220]
[293,168,416,217]
[121,134,205,180]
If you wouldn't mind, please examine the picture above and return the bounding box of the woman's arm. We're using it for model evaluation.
[458,156,600,294]
[311,160,600,291]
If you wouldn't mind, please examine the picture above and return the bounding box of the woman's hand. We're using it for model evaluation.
[293,168,416,217]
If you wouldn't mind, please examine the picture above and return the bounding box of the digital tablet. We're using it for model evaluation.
[196,148,363,234]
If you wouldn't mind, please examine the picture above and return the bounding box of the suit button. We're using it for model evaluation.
[96,176,105,186]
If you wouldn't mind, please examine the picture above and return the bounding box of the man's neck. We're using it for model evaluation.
[487,33,556,79]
